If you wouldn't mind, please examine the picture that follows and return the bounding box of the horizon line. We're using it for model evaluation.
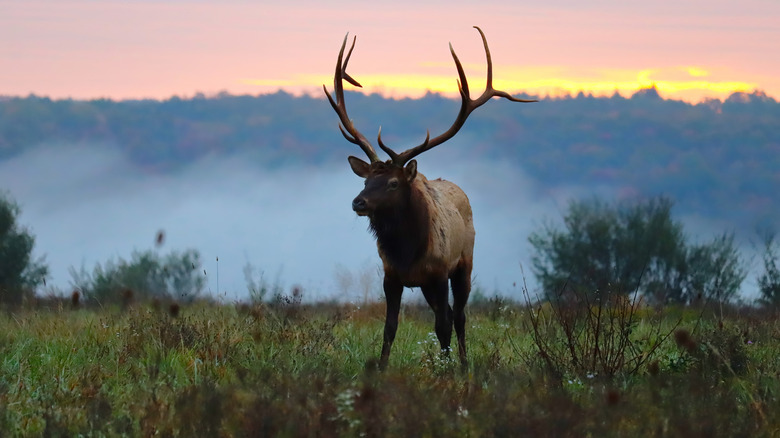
[1,85,776,105]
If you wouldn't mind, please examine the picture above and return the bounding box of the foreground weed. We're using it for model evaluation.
[522,281,682,379]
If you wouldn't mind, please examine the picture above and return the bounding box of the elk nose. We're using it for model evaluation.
[352,197,367,212]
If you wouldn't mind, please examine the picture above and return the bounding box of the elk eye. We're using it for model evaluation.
[387,179,399,190]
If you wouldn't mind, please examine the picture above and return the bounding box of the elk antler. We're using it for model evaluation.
[378,26,537,166]
[325,27,536,166]
[323,34,381,163]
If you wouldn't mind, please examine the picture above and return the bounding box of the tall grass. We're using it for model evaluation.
[0,297,777,436]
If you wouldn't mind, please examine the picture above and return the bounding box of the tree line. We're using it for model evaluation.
[1,90,778,233]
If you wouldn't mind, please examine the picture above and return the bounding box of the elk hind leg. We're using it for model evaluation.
[421,278,453,356]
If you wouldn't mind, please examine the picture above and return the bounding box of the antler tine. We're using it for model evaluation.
[478,27,493,90]
[323,33,381,163]
[341,36,362,88]
[450,42,471,100]
[474,26,537,104]
[390,26,537,166]
[376,126,401,163]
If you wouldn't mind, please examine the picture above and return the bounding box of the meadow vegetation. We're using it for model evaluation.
[0,291,779,437]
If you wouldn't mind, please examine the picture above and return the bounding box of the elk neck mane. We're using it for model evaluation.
[367,175,432,271]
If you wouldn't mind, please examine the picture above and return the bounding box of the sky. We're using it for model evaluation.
[2,0,779,103]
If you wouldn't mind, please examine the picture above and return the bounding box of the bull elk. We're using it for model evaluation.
[324,26,535,369]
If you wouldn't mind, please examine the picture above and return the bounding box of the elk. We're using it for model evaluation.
[324,26,535,369]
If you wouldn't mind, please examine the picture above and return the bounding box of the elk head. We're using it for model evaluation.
[348,158,417,218]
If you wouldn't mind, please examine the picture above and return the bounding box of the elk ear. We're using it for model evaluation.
[404,160,417,182]
[348,156,370,178]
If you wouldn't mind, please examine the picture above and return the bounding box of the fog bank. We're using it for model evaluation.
[1,143,568,301]
[1,142,759,302]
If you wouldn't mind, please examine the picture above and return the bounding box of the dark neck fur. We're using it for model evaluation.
[368,184,430,271]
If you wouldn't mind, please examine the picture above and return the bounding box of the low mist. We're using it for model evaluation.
[1,141,761,301]
[0,142,569,301]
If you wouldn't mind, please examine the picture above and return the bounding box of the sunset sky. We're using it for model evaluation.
[2,0,779,103]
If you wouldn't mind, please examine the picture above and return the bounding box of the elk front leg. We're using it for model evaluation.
[421,277,453,357]
[451,260,472,368]
[379,274,403,370]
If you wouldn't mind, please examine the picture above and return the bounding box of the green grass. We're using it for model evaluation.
[0,299,778,436]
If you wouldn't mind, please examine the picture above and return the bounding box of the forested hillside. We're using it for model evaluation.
[1,89,778,231]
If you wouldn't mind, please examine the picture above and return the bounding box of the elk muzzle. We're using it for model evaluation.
[352,196,369,216]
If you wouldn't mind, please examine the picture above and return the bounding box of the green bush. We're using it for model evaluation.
[757,233,780,308]
[242,261,283,304]
[69,249,205,305]
[529,196,746,303]
[0,192,48,306]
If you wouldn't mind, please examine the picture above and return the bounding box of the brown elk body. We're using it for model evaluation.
[325,27,535,369]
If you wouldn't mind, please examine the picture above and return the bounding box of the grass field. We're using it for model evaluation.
[0,295,778,437]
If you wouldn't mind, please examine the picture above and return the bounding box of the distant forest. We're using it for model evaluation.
[1,88,778,232]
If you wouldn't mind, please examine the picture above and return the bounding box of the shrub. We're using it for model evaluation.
[757,233,780,308]
[242,262,283,304]
[522,281,678,379]
[69,249,204,305]
[0,192,48,306]
[529,196,746,304]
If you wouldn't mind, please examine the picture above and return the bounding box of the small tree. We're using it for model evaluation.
[529,197,685,299]
[529,196,746,303]
[757,233,780,308]
[243,261,283,304]
[686,232,745,303]
[0,192,48,305]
